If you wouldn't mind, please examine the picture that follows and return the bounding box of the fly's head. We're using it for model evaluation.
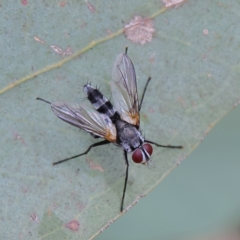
[132,143,153,164]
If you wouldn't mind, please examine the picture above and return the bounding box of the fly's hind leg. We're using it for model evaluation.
[120,150,129,212]
[53,140,110,165]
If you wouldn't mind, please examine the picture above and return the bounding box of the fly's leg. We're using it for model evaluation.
[36,97,111,164]
[36,97,51,104]
[53,140,110,165]
[120,150,129,212]
[145,139,183,149]
[138,78,183,148]
[139,77,151,112]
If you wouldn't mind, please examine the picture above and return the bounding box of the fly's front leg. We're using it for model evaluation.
[145,139,183,149]
[139,77,151,112]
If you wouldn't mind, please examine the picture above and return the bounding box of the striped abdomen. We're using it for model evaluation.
[83,84,120,123]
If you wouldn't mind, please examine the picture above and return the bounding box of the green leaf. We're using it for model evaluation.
[0,1,239,239]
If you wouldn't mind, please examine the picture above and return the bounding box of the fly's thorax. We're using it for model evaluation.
[114,119,154,164]
[115,120,144,152]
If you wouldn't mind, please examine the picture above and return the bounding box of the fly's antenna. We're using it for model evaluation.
[36,97,51,105]
[146,159,156,168]
[125,47,128,55]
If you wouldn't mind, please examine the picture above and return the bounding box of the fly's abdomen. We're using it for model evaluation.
[83,84,120,122]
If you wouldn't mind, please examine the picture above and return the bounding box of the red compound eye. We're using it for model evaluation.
[132,149,143,163]
[132,144,153,164]
[143,143,153,156]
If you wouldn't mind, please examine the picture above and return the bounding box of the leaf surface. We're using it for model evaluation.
[0,1,240,239]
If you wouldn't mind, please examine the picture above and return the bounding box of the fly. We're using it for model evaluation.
[37,48,183,212]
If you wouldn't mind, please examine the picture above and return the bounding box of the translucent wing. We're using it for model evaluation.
[51,102,117,142]
[111,52,140,126]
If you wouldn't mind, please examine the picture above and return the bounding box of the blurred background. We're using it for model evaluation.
[96,105,240,240]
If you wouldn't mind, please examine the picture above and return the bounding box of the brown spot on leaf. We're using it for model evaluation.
[59,1,67,7]
[124,16,155,45]
[86,158,104,172]
[65,220,80,231]
[50,45,73,57]
[162,0,187,8]
[34,36,45,44]
[203,29,209,35]
[30,213,40,223]
[14,132,27,145]
[21,0,28,6]
[86,2,96,13]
